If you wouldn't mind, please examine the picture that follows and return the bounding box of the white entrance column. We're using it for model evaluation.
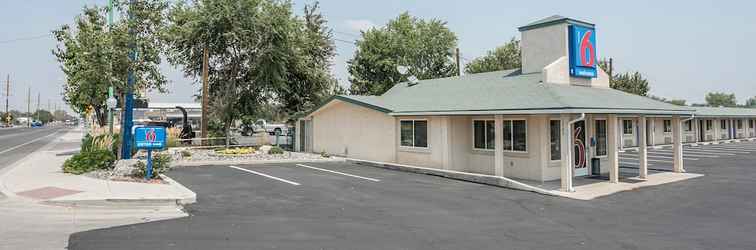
[672,116,685,173]
[607,114,619,183]
[494,115,504,177]
[638,115,648,179]
[560,114,573,191]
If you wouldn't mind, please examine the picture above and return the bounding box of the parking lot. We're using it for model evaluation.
[69,141,756,250]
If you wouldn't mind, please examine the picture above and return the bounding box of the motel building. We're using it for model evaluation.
[296,15,756,192]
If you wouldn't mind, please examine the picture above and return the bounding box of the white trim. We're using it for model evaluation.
[399,119,429,149]
[472,119,496,151]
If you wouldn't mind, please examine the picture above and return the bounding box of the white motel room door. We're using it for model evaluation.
[573,121,589,176]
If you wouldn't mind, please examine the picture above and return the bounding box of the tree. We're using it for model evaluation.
[163,0,334,146]
[348,12,458,95]
[745,96,756,107]
[705,92,737,107]
[610,72,649,96]
[465,38,521,74]
[33,110,54,123]
[52,1,168,126]
[649,95,687,106]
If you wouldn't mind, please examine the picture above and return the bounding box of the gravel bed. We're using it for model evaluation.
[169,147,330,163]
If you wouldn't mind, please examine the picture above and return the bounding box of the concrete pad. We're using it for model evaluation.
[551,172,704,200]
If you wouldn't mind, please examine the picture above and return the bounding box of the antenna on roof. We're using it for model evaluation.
[397,65,420,87]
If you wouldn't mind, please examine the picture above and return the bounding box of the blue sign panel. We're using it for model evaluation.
[134,126,166,149]
[568,25,597,78]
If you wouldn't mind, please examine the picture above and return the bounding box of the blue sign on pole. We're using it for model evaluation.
[134,126,166,180]
[568,25,597,78]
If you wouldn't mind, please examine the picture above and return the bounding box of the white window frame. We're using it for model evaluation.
[622,120,634,135]
[594,118,608,158]
[549,119,561,162]
[684,120,693,132]
[663,120,672,133]
[720,120,728,131]
[503,118,528,153]
[706,120,713,131]
[399,119,429,149]
[472,119,495,151]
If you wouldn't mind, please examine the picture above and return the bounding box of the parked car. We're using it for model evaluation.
[31,121,43,128]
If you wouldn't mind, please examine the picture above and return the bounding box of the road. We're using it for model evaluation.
[68,141,756,250]
[0,127,68,172]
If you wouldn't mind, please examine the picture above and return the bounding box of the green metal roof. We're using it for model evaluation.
[693,107,756,118]
[317,69,694,116]
[518,15,595,31]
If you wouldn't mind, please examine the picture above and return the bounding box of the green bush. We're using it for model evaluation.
[132,153,172,179]
[181,150,192,157]
[81,133,117,153]
[268,146,284,155]
[62,149,116,175]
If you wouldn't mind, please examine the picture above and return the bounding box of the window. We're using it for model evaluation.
[549,120,561,160]
[663,120,672,133]
[737,120,743,129]
[622,120,633,135]
[502,120,527,152]
[473,120,495,150]
[750,120,754,129]
[706,120,713,131]
[684,120,693,132]
[721,120,727,130]
[595,120,607,156]
[400,120,427,148]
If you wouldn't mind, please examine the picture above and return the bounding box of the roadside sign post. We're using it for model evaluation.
[134,126,166,180]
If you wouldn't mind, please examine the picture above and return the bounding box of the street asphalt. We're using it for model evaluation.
[68,141,756,250]
[0,127,68,172]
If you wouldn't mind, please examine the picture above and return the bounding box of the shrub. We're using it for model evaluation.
[268,146,284,155]
[181,150,192,157]
[62,149,116,175]
[81,133,117,153]
[320,151,330,158]
[132,153,172,179]
[215,147,255,155]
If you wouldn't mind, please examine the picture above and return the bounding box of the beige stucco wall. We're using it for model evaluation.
[309,100,396,162]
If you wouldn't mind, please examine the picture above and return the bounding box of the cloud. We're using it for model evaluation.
[344,19,377,32]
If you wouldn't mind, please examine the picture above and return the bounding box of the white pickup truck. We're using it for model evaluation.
[254,119,289,135]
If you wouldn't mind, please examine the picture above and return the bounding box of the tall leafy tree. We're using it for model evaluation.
[52,1,168,126]
[348,12,458,95]
[163,0,337,145]
[465,38,521,74]
[611,72,650,96]
[705,92,737,107]
[745,96,756,107]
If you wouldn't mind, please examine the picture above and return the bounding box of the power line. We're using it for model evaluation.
[0,34,51,44]
[333,30,360,38]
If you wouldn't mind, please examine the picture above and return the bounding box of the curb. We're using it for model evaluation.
[345,158,560,197]
[173,158,345,167]
[160,173,197,205]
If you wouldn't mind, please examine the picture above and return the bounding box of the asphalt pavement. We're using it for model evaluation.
[0,127,68,172]
[68,141,756,250]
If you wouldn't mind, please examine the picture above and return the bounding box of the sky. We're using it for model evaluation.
[0,0,754,114]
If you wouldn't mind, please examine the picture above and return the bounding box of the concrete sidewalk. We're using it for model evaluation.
[0,129,196,206]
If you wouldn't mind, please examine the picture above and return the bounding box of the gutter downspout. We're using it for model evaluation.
[565,113,585,192]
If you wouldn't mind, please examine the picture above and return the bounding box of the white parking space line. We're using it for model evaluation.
[647,151,716,158]
[619,157,673,163]
[620,153,700,160]
[228,166,301,186]
[683,149,737,155]
[691,147,756,153]
[295,164,380,182]
[702,146,756,151]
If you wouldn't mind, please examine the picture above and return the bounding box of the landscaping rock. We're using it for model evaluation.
[112,159,140,177]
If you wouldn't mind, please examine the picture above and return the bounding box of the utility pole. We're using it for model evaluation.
[36,93,40,122]
[4,75,9,126]
[26,87,30,127]
[107,0,115,134]
[455,48,461,77]
[201,46,209,145]
[608,58,613,83]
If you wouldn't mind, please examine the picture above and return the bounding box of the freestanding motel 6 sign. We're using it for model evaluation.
[568,25,597,78]
[134,126,166,180]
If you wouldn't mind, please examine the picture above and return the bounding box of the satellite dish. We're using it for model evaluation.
[397,65,409,75]
[407,75,419,86]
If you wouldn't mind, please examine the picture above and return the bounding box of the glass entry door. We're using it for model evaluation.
[573,121,588,176]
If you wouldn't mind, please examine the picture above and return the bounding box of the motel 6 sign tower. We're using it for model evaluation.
[568,25,597,78]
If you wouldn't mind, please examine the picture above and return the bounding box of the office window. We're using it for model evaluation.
[706,120,713,131]
[685,120,693,132]
[623,120,633,135]
[473,120,495,150]
[721,120,727,130]
[595,120,607,156]
[737,120,743,129]
[550,120,561,160]
[400,120,427,148]
[663,120,672,133]
[502,120,527,152]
